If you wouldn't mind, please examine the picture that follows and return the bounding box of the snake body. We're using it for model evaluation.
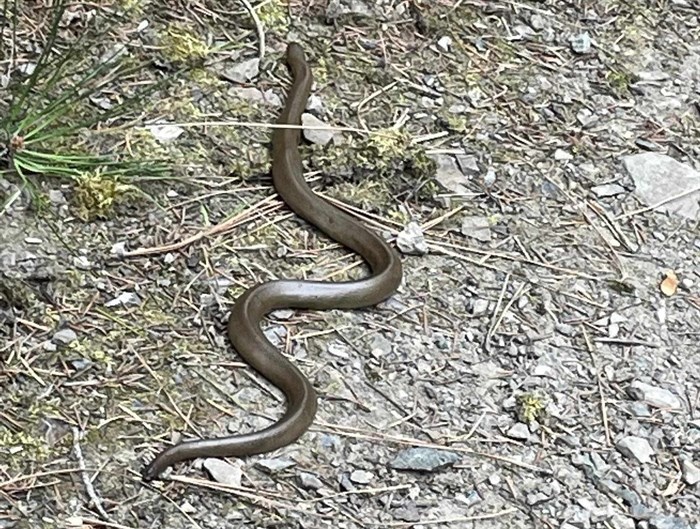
[142,42,402,481]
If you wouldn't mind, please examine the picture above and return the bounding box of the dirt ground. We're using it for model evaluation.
[1,1,699,528]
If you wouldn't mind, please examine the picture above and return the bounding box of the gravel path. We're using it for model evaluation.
[1,1,699,528]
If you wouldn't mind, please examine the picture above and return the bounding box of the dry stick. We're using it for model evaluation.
[615,184,700,220]
[367,508,518,528]
[492,282,528,342]
[581,328,611,446]
[0,468,86,488]
[352,80,399,130]
[593,337,660,348]
[586,200,637,253]
[239,0,265,60]
[121,195,279,257]
[483,272,511,352]
[72,428,111,521]
[140,120,372,135]
[422,203,467,231]
[428,238,605,281]
[582,209,625,276]
[168,475,335,521]
[305,484,411,504]
[81,518,139,529]
[170,474,513,527]
[314,421,552,475]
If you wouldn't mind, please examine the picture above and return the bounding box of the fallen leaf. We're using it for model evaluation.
[660,270,679,297]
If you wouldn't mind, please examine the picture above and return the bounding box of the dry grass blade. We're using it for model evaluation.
[121,194,281,257]
[315,421,553,475]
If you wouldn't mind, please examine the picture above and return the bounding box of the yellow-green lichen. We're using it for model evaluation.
[0,431,50,461]
[516,393,547,424]
[258,0,289,32]
[160,23,211,65]
[72,168,137,221]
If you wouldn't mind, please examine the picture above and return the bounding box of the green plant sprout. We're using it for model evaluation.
[0,0,172,215]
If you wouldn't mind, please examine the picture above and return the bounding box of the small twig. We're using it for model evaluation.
[239,0,265,60]
[615,184,700,220]
[0,468,86,488]
[582,328,611,446]
[366,508,518,527]
[81,518,138,529]
[120,195,280,257]
[492,282,528,342]
[483,273,511,352]
[72,427,111,521]
[168,475,334,520]
[352,80,398,130]
[139,120,371,135]
[305,484,411,504]
[593,337,660,348]
[315,421,552,475]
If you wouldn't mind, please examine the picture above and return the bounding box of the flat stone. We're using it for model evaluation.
[460,216,492,242]
[301,113,336,146]
[570,32,592,54]
[616,436,655,464]
[325,0,371,19]
[437,36,452,51]
[649,515,691,529]
[455,154,480,175]
[623,153,700,220]
[396,222,428,255]
[202,458,242,487]
[256,457,296,473]
[370,335,392,358]
[224,57,259,83]
[433,154,469,194]
[229,87,281,106]
[48,189,66,204]
[298,472,324,490]
[483,167,497,187]
[52,328,78,346]
[681,459,700,485]
[349,470,374,484]
[554,148,573,161]
[390,447,460,472]
[627,380,682,410]
[591,183,626,197]
[147,122,184,143]
[471,299,490,316]
[506,422,531,440]
[105,292,141,307]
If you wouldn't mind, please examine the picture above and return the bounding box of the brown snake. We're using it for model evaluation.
[142,42,403,481]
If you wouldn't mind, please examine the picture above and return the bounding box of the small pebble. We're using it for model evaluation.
[396,222,428,255]
[628,381,682,410]
[681,459,700,486]
[256,457,296,473]
[52,328,78,346]
[554,148,573,161]
[302,113,336,146]
[616,436,654,464]
[437,36,452,51]
[225,57,260,83]
[203,458,242,487]
[390,447,460,472]
[349,470,374,484]
[506,422,531,440]
[570,32,592,54]
[299,472,324,490]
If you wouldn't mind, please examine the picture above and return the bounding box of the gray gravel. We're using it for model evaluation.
[2,1,699,529]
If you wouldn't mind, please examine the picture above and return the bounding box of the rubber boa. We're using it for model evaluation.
[142,42,402,481]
